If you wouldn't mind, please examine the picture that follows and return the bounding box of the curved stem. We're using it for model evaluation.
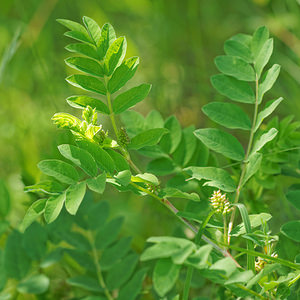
[227,74,259,243]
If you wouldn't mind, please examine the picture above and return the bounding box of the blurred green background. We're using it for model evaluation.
[1,0,300,246]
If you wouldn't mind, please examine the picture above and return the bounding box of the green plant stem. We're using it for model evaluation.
[87,232,114,300]
[288,272,300,287]
[182,210,215,300]
[223,214,228,246]
[106,90,119,138]
[227,74,259,244]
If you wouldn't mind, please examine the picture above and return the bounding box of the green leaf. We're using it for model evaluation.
[87,201,109,229]
[211,74,255,104]
[104,36,127,76]
[115,170,131,186]
[153,258,180,297]
[231,213,272,236]
[67,95,110,115]
[242,153,262,186]
[64,31,93,45]
[65,43,99,60]
[184,166,236,192]
[38,159,79,184]
[254,97,283,132]
[4,231,31,280]
[17,274,49,295]
[194,128,245,161]
[82,16,101,45]
[108,57,139,93]
[225,270,254,285]
[66,74,106,95]
[141,242,182,261]
[145,110,164,129]
[281,221,300,242]
[202,102,251,130]
[57,18,88,34]
[160,187,199,202]
[215,56,255,81]
[112,83,151,114]
[172,243,196,264]
[76,140,115,174]
[51,112,81,131]
[160,115,182,154]
[40,248,64,268]
[182,126,197,166]
[67,276,102,292]
[58,144,98,177]
[224,40,252,63]
[87,173,106,194]
[23,223,47,260]
[98,23,116,59]
[105,149,130,171]
[24,181,63,195]
[65,57,104,77]
[251,26,269,58]
[251,128,278,154]
[106,253,139,290]
[95,216,124,249]
[132,173,160,186]
[286,189,300,211]
[186,244,213,269]
[65,182,86,215]
[44,193,66,224]
[100,237,132,270]
[129,128,168,150]
[230,33,252,47]
[117,268,147,300]
[20,199,47,232]
[254,38,273,77]
[147,157,176,176]
[0,180,10,217]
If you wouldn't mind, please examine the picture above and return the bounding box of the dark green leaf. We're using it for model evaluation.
[65,182,86,215]
[58,144,98,177]
[108,57,139,93]
[0,180,10,217]
[40,248,64,268]
[98,23,116,59]
[147,157,177,176]
[67,95,110,115]
[87,173,106,194]
[87,201,109,230]
[105,149,130,171]
[17,274,49,295]
[281,221,300,242]
[65,43,99,60]
[65,57,104,77]
[82,16,101,46]
[67,276,102,292]
[286,190,300,211]
[113,83,151,114]
[153,258,180,297]
[44,193,66,224]
[66,74,106,95]
[224,40,252,63]
[106,253,139,290]
[202,102,251,130]
[38,159,79,184]
[194,128,245,161]
[215,56,255,81]
[211,74,255,104]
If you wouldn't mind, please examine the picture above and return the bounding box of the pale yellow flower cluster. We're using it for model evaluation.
[209,190,233,215]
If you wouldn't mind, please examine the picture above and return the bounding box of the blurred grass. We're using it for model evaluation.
[1,0,300,244]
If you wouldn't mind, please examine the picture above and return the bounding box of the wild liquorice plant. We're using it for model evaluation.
[1,16,300,299]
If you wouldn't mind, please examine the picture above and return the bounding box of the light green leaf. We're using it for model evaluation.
[231,213,272,236]
[258,64,281,103]
[194,128,245,161]
[202,102,251,130]
[215,56,255,81]
[147,157,176,176]
[76,140,115,174]
[0,180,10,217]
[160,115,182,154]
[129,128,168,150]
[251,26,269,58]
[64,31,93,45]
[160,187,199,202]
[82,16,101,46]
[209,257,237,278]
[104,36,127,76]
[132,173,160,186]
[141,242,182,261]
[17,274,49,295]
[108,57,139,93]
[67,95,110,115]
[225,270,254,285]
[286,189,300,211]
[186,244,213,269]
[117,268,147,300]
[211,74,255,104]
[281,221,300,242]
[51,112,81,131]
[113,83,151,114]
[58,144,98,177]
[44,193,66,223]
[230,33,252,46]
[24,181,63,195]
[38,159,79,184]
[254,97,283,132]
[184,166,236,192]
[106,253,139,290]
[65,182,86,215]
[172,243,195,264]
[65,43,99,60]
[66,74,106,95]
[224,40,252,63]
[98,23,116,59]
[145,110,164,129]
[65,57,104,77]
[147,236,194,247]
[57,18,87,34]
[67,276,102,292]
[87,173,106,194]
[242,153,262,186]
[20,199,46,232]
[115,170,131,186]
[153,258,180,297]
[254,38,273,77]
[251,128,278,154]
[105,149,130,171]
